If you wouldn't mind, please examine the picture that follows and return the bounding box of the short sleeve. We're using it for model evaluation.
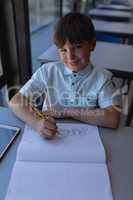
[98,73,121,109]
[20,65,47,99]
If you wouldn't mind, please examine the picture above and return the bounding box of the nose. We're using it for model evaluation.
[67,49,76,60]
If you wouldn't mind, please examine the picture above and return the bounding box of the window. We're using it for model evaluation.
[0,0,32,99]
[63,0,73,14]
[28,0,60,32]
[28,0,61,73]
[0,55,5,88]
[0,58,3,77]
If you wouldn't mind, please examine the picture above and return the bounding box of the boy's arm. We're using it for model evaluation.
[66,107,120,128]
[46,107,120,129]
[9,92,58,139]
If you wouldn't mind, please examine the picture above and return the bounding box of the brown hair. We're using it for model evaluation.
[53,12,95,48]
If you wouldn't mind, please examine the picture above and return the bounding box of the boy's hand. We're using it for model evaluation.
[35,115,58,139]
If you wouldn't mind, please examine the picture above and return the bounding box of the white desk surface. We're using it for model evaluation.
[97,3,133,11]
[38,42,133,79]
[93,19,133,38]
[89,8,132,21]
[0,107,133,200]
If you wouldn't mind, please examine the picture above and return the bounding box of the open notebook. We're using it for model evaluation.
[16,123,106,163]
[5,123,113,200]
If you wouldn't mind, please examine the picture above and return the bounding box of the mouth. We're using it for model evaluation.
[69,60,80,65]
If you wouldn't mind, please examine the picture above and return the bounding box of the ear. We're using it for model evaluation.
[90,39,96,51]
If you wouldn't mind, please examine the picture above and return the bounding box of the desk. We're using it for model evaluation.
[97,3,133,11]
[111,0,130,6]
[93,19,133,43]
[0,107,133,200]
[38,42,133,79]
[0,107,24,200]
[89,9,132,22]
[92,42,133,79]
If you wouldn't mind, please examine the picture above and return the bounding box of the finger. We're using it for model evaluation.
[44,117,57,131]
[46,115,56,123]
[43,134,53,140]
[45,124,57,132]
[41,129,56,140]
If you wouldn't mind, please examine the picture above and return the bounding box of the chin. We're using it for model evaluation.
[68,66,80,71]
[71,65,86,71]
[67,63,82,70]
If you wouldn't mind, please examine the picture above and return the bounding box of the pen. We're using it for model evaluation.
[29,102,47,119]
[29,102,60,138]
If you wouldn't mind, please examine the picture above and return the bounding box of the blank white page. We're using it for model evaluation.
[5,161,113,200]
[17,123,105,163]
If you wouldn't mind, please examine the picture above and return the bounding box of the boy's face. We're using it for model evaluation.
[58,40,95,72]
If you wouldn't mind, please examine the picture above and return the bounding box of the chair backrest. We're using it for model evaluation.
[125,80,133,126]
[114,79,133,127]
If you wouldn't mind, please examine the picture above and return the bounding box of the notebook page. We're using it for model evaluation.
[5,161,113,200]
[17,123,106,163]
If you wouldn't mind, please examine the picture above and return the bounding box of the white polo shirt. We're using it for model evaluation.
[20,62,120,111]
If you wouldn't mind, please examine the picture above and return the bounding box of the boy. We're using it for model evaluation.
[9,13,120,139]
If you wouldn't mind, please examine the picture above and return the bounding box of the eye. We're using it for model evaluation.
[75,44,82,49]
[60,48,67,53]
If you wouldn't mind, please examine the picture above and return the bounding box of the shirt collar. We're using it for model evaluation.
[63,63,93,76]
